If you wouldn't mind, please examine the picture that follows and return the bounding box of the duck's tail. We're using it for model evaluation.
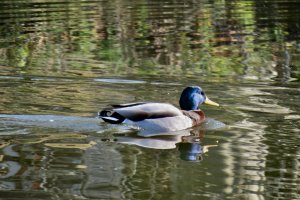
[98,108,125,124]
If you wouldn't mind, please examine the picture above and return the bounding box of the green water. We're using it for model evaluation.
[0,0,300,199]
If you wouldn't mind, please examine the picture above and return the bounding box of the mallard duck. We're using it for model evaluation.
[98,86,219,135]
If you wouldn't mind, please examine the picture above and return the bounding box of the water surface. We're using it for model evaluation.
[0,0,300,199]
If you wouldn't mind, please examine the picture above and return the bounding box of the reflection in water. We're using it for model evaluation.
[115,125,219,161]
[0,114,222,161]
[0,113,222,199]
[221,119,268,197]
[0,80,299,199]
[220,83,300,199]
[177,142,203,161]
[0,0,300,199]
[44,141,96,150]
[0,0,299,81]
[0,81,299,199]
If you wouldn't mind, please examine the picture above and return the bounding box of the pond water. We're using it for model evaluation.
[0,0,300,199]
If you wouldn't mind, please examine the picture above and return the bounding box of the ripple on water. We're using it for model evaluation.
[94,78,146,84]
[0,115,102,132]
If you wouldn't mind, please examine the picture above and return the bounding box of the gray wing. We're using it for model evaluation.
[113,103,183,122]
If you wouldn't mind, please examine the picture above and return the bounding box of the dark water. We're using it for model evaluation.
[0,0,300,199]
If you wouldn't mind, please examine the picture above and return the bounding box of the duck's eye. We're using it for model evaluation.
[200,91,205,96]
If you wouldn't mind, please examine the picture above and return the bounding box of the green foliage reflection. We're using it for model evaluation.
[0,0,299,81]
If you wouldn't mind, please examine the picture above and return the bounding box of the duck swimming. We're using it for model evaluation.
[98,86,219,136]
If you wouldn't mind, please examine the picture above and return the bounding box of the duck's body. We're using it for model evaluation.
[99,102,205,133]
[98,86,219,135]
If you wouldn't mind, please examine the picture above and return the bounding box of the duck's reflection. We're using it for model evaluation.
[114,125,218,161]
[177,142,202,161]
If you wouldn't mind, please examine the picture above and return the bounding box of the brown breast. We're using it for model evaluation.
[181,110,206,126]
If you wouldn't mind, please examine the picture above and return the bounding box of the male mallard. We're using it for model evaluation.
[98,86,219,135]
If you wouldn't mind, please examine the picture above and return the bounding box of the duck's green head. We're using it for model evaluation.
[179,86,219,110]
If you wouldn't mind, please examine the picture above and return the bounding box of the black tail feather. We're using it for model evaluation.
[98,108,126,124]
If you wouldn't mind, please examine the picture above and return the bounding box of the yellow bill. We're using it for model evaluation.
[204,97,219,107]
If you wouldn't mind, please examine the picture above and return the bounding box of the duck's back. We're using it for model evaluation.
[113,103,183,121]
